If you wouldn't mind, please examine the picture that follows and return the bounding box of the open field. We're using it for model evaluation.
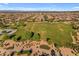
[25,22,74,47]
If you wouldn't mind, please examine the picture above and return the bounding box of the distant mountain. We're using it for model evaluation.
[0,10,79,13]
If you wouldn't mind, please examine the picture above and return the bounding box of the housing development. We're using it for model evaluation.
[0,11,79,56]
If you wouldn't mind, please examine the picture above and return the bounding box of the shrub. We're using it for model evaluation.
[9,34,16,39]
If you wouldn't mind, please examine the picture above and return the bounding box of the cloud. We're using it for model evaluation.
[73,6,79,8]
[0,3,9,7]
[3,3,9,5]
[71,6,79,11]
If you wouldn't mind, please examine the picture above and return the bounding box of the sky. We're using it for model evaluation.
[0,3,79,11]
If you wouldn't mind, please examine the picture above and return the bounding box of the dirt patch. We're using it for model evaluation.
[59,47,74,56]
[58,26,64,32]
[39,31,46,39]
[59,28,64,32]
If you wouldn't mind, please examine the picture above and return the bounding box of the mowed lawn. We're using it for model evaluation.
[26,22,74,47]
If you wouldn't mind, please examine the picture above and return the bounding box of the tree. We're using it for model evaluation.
[13,36,21,41]
[72,22,79,30]
[44,15,48,21]
[51,49,56,56]
[46,38,50,42]
[30,32,34,38]
[17,36,21,41]
[9,34,16,39]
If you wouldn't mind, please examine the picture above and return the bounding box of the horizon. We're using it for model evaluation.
[0,3,79,11]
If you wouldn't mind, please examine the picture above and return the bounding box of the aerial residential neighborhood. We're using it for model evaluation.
[0,3,79,56]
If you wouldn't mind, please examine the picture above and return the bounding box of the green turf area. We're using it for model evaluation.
[16,50,32,55]
[40,44,50,50]
[26,22,74,47]
[0,33,9,41]
[12,26,32,41]
[0,21,74,47]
